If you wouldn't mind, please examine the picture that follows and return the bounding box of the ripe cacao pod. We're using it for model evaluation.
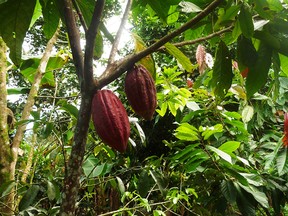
[92,90,130,152]
[125,64,157,120]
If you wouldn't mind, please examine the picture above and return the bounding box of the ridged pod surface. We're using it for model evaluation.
[92,90,130,152]
[125,65,157,120]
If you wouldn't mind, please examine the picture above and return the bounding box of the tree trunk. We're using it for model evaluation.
[60,93,93,215]
[0,37,14,215]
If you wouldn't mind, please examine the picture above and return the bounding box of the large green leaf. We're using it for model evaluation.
[276,148,288,176]
[246,42,272,99]
[219,141,241,154]
[237,35,258,70]
[0,0,36,65]
[221,180,237,203]
[76,0,95,26]
[238,4,254,38]
[164,42,193,72]
[214,5,240,29]
[207,146,232,164]
[235,184,257,216]
[57,100,79,119]
[41,0,60,39]
[18,185,40,211]
[210,41,233,98]
[137,170,154,197]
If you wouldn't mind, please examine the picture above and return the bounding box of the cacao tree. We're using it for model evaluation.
[0,0,288,215]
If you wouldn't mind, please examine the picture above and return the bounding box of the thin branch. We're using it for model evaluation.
[72,0,88,32]
[158,25,233,50]
[84,0,105,91]
[62,0,84,88]
[97,0,223,89]
[108,0,132,64]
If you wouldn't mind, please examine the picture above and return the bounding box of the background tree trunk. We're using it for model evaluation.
[0,37,13,215]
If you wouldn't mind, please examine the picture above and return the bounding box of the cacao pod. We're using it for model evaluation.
[92,90,130,152]
[125,64,157,120]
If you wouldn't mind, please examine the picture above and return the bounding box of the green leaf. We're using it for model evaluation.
[221,180,237,203]
[138,170,154,197]
[47,181,56,201]
[42,122,54,139]
[76,0,95,26]
[41,0,60,39]
[219,141,241,154]
[7,87,30,95]
[82,155,98,175]
[0,0,36,65]
[253,30,281,50]
[18,185,40,211]
[280,54,288,76]
[149,170,167,196]
[242,105,254,123]
[164,42,193,72]
[235,184,256,216]
[94,31,103,59]
[276,148,287,176]
[116,176,125,194]
[246,42,272,98]
[0,181,15,198]
[200,124,223,140]
[210,41,233,98]
[167,6,179,24]
[207,146,232,164]
[174,123,199,141]
[132,33,156,79]
[145,0,171,22]
[239,184,269,208]
[238,4,254,38]
[30,0,42,28]
[57,100,79,119]
[214,5,240,29]
[237,35,258,70]
[172,143,200,161]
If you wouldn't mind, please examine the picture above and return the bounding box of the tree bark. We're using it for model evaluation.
[0,37,14,216]
[60,93,93,216]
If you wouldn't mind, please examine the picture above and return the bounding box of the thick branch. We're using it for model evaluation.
[62,0,84,88]
[108,0,132,64]
[84,0,105,91]
[97,0,223,89]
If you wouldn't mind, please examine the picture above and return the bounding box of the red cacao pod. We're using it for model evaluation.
[125,65,157,120]
[92,90,130,152]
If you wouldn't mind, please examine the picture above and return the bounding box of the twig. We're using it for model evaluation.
[158,25,233,50]
[84,0,105,91]
[108,0,132,64]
